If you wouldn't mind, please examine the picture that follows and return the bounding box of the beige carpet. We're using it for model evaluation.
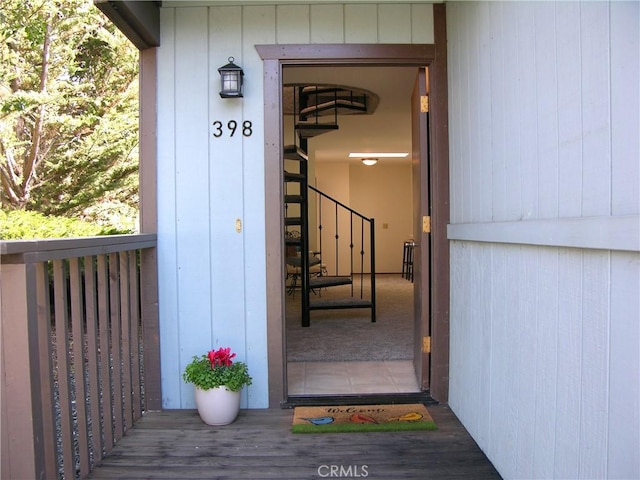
[286,274,414,362]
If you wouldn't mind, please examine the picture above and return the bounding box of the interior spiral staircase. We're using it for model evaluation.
[284,84,378,327]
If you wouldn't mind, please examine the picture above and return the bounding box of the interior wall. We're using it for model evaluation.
[314,162,413,274]
[314,162,351,276]
[350,163,413,273]
[446,2,640,479]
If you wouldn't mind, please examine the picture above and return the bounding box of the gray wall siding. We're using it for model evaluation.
[156,4,434,409]
[447,2,639,479]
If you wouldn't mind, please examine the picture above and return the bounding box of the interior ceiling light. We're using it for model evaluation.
[362,158,378,166]
[349,152,409,158]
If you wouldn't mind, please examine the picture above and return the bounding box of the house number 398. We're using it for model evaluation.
[212,120,253,138]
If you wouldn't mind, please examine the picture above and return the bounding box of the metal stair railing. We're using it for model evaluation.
[309,185,376,318]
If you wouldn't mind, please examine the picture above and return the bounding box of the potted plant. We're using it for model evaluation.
[182,346,252,425]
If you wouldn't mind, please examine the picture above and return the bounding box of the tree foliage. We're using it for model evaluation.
[0,209,118,239]
[0,0,139,229]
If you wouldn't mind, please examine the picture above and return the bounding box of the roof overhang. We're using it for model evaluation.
[94,1,161,50]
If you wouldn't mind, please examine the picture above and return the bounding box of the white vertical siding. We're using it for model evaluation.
[378,4,412,43]
[157,4,435,409]
[533,247,559,480]
[581,3,611,218]
[554,248,583,478]
[611,3,640,216]
[410,4,434,44]
[276,5,310,44]
[535,1,559,220]
[174,5,215,407]
[556,2,584,218]
[208,5,249,408]
[608,252,640,479]
[344,5,378,43]
[447,2,640,479]
[310,4,344,43]
[156,8,180,408]
[240,4,275,411]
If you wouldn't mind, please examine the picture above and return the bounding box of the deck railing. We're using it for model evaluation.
[0,234,160,480]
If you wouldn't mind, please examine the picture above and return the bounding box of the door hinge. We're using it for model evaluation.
[420,95,429,113]
[422,215,431,233]
[422,336,431,353]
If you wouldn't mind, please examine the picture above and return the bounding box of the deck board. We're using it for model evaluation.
[88,405,501,479]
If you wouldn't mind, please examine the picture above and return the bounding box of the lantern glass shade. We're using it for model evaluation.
[218,57,244,98]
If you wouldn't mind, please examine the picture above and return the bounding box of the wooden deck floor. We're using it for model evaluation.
[87,405,501,479]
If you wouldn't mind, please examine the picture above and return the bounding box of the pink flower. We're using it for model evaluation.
[208,347,236,368]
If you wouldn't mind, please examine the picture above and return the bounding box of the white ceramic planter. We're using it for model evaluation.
[194,386,241,425]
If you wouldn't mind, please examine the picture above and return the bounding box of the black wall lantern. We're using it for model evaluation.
[218,57,244,98]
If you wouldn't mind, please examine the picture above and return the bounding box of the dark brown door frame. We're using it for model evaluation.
[412,68,431,391]
[257,4,449,408]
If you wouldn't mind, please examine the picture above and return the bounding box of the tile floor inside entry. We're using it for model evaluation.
[287,360,420,395]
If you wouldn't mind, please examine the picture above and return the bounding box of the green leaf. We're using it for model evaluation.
[182,355,253,392]
[0,0,139,231]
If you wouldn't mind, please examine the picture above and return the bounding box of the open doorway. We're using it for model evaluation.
[257,41,450,407]
[281,65,425,397]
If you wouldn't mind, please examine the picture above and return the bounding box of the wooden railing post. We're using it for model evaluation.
[140,246,162,410]
[0,261,45,480]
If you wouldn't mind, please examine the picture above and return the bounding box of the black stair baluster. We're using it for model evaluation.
[349,213,354,297]
[334,202,339,276]
[299,138,310,327]
[317,192,323,275]
[333,88,338,125]
[360,218,365,299]
[370,218,376,323]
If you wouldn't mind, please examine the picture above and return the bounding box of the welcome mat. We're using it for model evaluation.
[292,403,437,433]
